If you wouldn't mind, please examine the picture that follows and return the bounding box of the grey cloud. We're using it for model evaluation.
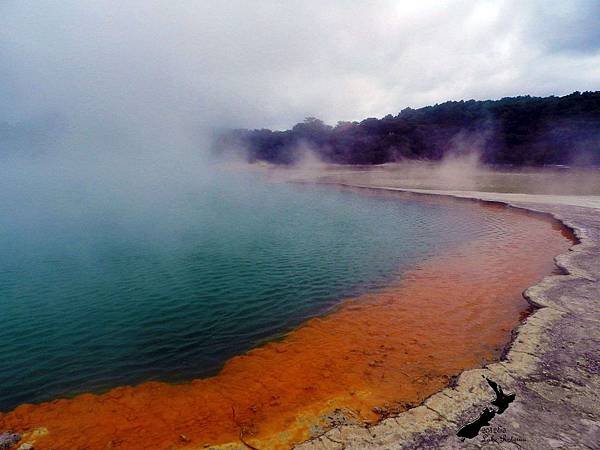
[0,0,598,143]
[524,0,600,54]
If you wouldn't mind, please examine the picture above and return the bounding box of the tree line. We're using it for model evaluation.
[214,91,600,166]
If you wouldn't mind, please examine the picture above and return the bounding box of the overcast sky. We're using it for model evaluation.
[1,0,599,136]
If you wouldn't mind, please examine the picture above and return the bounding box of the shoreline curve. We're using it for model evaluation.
[295,183,599,450]
[0,181,566,448]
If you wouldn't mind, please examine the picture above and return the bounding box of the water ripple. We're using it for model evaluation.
[0,183,530,411]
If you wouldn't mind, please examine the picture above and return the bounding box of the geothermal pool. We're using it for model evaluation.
[0,176,572,449]
[1,177,487,410]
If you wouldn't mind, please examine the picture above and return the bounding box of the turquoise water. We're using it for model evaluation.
[0,172,485,411]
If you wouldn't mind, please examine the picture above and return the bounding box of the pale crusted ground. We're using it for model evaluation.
[347,187,600,210]
[283,167,600,450]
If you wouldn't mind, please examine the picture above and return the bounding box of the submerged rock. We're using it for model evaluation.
[0,432,21,450]
[18,444,34,450]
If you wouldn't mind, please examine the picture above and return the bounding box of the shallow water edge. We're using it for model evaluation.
[0,186,576,450]
[297,185,598,450]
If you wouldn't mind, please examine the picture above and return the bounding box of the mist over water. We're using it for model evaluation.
[0,171,496,411]
[1,0,596,418]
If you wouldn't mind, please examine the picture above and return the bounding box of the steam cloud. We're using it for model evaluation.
[0,0,598,212]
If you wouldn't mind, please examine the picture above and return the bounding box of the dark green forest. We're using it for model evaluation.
[215,91,600,166]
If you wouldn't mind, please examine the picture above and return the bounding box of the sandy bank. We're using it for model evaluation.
[345,186,600,210]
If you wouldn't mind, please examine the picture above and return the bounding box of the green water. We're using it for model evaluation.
[0,171,485,411]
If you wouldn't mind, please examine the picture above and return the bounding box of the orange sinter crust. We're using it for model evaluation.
[0,198,574,449]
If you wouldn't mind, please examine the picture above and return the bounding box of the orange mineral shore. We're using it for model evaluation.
[0,198,574,450]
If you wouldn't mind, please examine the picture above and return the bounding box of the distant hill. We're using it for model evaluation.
[215,91,600,166]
